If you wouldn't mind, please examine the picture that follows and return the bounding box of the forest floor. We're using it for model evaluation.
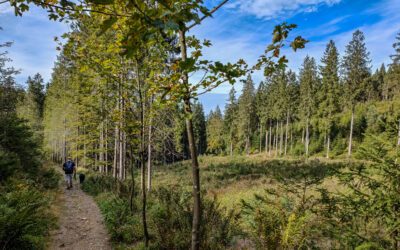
[49,179,111,250]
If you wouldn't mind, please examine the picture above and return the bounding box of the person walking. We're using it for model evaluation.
[63,157,76,189]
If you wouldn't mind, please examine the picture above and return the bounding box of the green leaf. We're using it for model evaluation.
[98,16,117,36]
[87,0,114,5]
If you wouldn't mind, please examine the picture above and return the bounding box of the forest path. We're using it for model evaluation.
[49,180,112,250]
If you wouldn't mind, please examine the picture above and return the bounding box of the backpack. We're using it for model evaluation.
[64,161,74,174]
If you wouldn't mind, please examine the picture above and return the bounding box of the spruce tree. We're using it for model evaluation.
[319,40,340,158]
[299,56,319,158]
[384,32,400,100]
[342,30,371,156]
[192,102,207,155]
[224,87,238,156]
[238,74,256,155]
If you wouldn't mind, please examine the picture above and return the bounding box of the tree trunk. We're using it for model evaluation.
[83,126,86,168]
[269,120,272,156]
[136,60,149,246]
[348,109,354,157]
[113,127,118,178]
[230,137,233,157]
[279,121,283,155]
[305,118,309,158]
[129,146,135,212]
[105,120,108,174]
[290,125,293,154]
[147,121,152,192]
[119,129,123,180]
[179,29,201,250]
[259,123,262,153]
[326,132,330,159]
[285,111,289,156]
[265,128,268,154]
[99,122,104,173]
[397,119,400,147]
[275,121,278,156]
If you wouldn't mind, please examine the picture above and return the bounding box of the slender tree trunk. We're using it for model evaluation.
[285,111,289,156]
[83,126,86,168]
[265,128,268,154]
[147,117,153,192]
[119,130,123,180]
[259,123,262,153]
[179,29,201,250]
[136,60,149,246]
[246,122,250,155]
[301,127,304,144]
[269,120,272,156]
[290,125,293,154]
[113,127,118,178]
[100,122,104,173]
[105,120,108,174]
[279,121,283,155]
[348,108,354,157]
[129,146,135,212]
[230,135,233,157]
[275,121,278,156]
[326,131,330,159]
[305,118,309,158]
[397,119,400,147]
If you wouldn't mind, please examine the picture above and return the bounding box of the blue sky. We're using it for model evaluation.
[1,0,400,114]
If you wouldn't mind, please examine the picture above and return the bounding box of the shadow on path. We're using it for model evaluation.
[49,180,111,250]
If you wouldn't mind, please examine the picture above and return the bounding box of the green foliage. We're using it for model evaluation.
[96,193,143,243]
[83,173,239,249]
[0,181,56,250]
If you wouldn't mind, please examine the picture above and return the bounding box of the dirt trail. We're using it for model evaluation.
[49,181,112,250]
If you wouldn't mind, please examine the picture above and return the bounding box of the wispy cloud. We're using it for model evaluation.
[0,5,69,85]
[227,0,341,19]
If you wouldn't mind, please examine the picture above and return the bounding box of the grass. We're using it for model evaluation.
[152,153,353,211]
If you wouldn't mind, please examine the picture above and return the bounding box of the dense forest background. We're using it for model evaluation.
[1,0,400,249]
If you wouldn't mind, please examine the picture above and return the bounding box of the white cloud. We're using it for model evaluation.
[0,5,69,85]
[227,0,341,19]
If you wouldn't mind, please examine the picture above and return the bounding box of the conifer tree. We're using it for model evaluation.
[319,40,340,158]
[342,30,371,156]
[299,56,319,158]
[384,32,400,100]
[238,74,256,155]
[206,106,224,154]
[18,73,46,143]
[192,102,207,155]
[224,87,238,156]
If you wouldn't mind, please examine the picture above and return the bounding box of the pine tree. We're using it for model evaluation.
[299,56,319,158]
[319,40,340,158]
[342,30,371,156]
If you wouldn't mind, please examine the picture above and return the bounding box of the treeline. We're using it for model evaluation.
[206,30,400,157]
[0,36,59,249]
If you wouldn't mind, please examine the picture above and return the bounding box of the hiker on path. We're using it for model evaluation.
[63,157,76,189]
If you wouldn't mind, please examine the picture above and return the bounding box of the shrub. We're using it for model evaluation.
[0,181,55,250]
[36,165,62,189]
[82,174,119,196]
[149,186,239,250]
[96,193,143,243]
